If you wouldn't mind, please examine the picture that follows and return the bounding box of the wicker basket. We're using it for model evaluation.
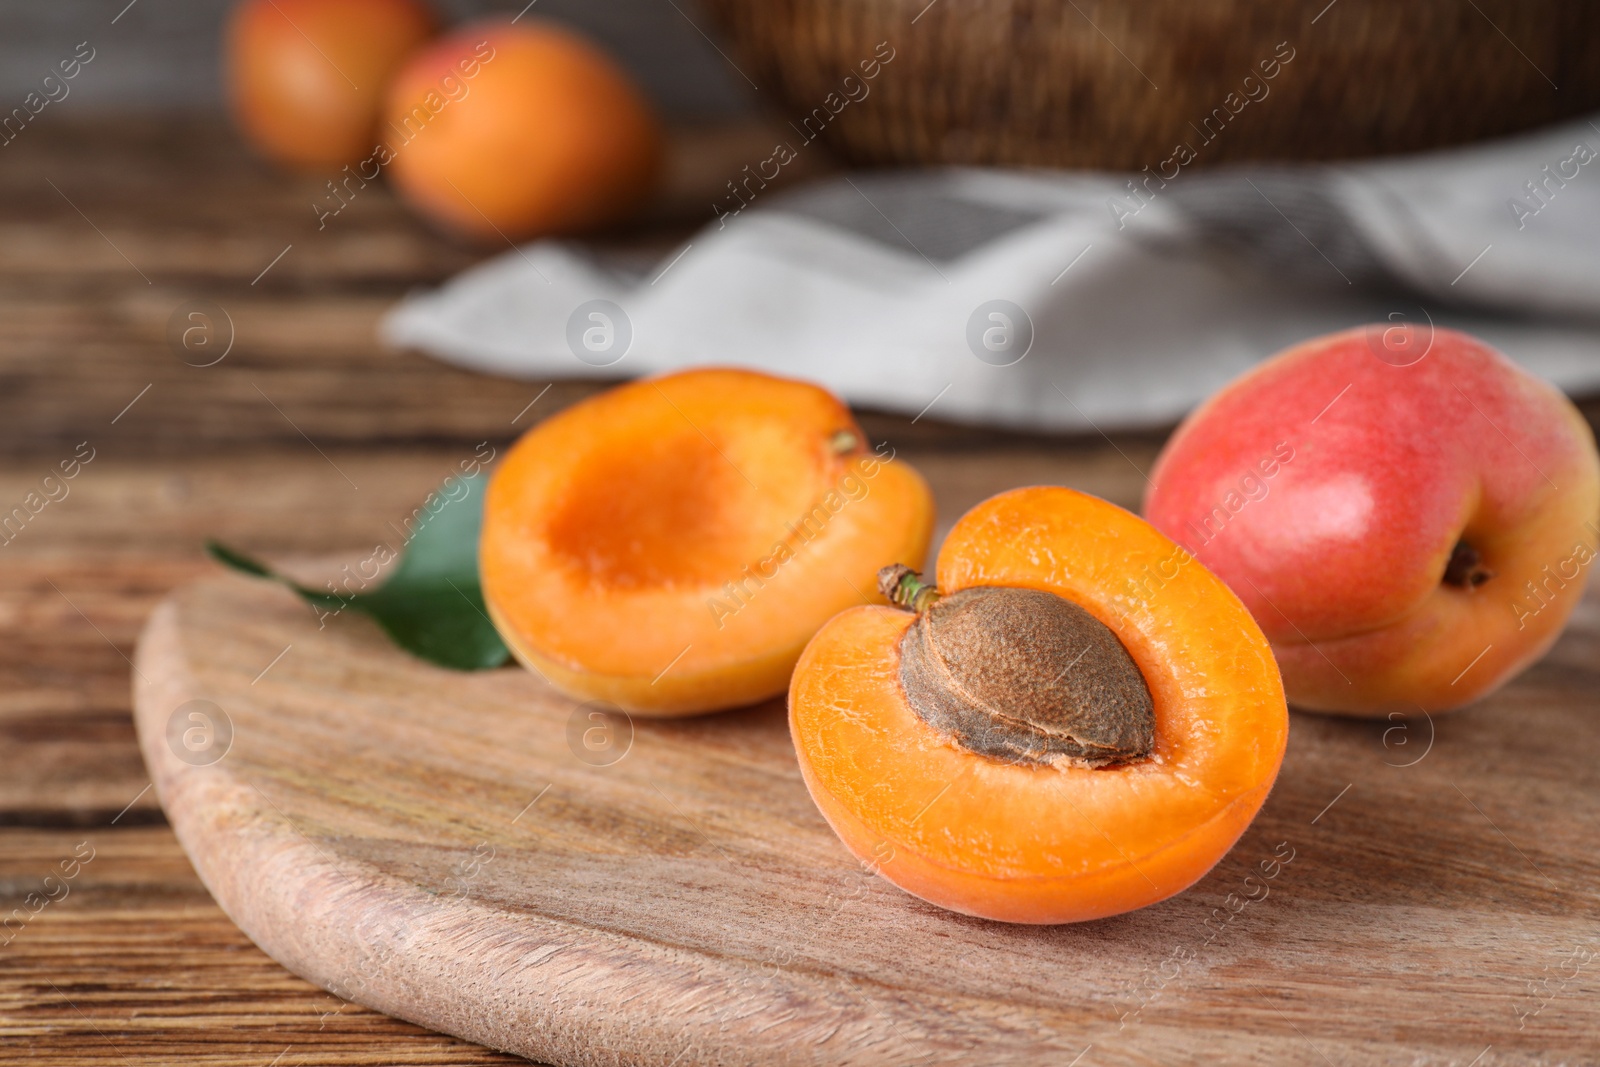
[698,0,1600,168]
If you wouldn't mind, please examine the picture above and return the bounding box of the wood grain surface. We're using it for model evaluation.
[128,543,1600,1065]
[4,116,1600,1065]
[0,442,1157,1066]
[0,114,833,1065]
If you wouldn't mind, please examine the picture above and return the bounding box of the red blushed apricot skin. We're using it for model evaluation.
[482,368,934,716]
[789,488,1287,924]
[1144,326,1600,715]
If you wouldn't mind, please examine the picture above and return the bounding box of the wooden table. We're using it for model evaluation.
[2,118,1597,1065]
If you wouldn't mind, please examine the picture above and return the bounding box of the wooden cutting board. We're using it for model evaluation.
[132,567,1600,1066]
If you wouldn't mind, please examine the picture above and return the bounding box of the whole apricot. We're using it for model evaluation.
[1145,326,1600,716]
[789,487,1288,924]
[382,19,664,242]
[226,0,436,170]
[481,368,934,715]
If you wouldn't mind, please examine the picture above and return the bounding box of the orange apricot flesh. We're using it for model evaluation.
[789,486,1288,923]
[481,368,934,716]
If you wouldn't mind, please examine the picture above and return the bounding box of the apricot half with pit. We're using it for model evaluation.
[789,486,1288,923]
[481,368,934,715]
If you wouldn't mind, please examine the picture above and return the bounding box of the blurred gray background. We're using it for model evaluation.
[0,0,751,121]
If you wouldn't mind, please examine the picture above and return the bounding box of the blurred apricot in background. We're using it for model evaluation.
[227,0,437,171]
[382,19,664,243]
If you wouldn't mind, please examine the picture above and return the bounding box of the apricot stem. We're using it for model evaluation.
[1443,541,1494,589]
[878,564,941,613]
[829,430,860,454]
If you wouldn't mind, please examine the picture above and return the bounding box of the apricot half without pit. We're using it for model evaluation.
[481,368,934,716]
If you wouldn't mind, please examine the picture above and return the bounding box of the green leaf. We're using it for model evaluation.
[206,473,510,671]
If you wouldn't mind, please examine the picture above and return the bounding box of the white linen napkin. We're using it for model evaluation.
[382,114,1600,432]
